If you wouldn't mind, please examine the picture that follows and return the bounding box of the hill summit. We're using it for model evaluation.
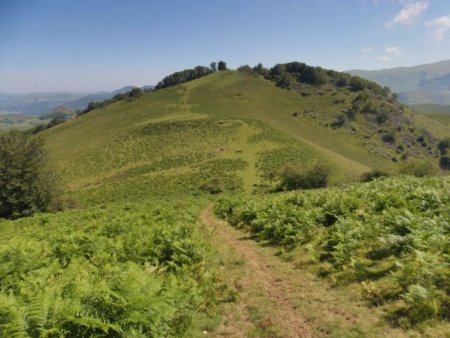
[41,62,449,204]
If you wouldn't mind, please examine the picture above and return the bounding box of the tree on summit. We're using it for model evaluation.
[218,61,227,71]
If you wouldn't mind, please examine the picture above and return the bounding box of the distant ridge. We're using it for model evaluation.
[347,59,450,105]
[0,85,154,116]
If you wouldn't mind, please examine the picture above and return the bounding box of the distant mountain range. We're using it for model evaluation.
[0,85,153,116]
[347,59,450,105]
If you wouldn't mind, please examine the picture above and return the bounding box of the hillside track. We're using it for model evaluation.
[200,206,313,338]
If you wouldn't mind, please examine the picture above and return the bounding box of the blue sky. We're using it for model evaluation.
[1,0,450,93]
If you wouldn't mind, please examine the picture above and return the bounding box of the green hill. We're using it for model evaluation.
[41,69,448,206]
[2,64,450,337]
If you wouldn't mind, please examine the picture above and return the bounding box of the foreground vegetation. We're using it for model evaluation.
[0,201,216,337]
[215,176,450,330]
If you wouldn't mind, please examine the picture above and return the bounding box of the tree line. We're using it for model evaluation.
[155,61,227,90]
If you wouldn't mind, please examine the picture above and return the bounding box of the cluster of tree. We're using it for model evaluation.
[155,61,227,90]
[32,117,67,134]
[77,87,146,117]
[0,132,57,219]
[237,61,394,97]
[260,162,331,191]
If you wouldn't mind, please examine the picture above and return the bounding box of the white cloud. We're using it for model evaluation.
[426,15,450,40]
[385,46,402,55]
[377,56,392,62]
[361,47,374,52]
[387,1,428,26]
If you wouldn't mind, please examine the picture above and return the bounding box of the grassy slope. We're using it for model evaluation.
[427,113,450,126]
[415,109,450,128]
[43,83,322,205]
[408,103,450,128]
[409,103,450,114]
[189,71,449,157]
[42,70,449,205]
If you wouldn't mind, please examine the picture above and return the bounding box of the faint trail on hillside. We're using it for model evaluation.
[200,206,313,338]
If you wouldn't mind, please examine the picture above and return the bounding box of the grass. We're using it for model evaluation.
[425,113,450,127]
[187,71,448,171]
[41,71,448,205]
[409,103,450,114]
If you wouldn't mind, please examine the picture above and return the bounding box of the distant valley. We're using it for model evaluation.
[0,85,153,116]
[0,85,153,130]
[348,59,450,105]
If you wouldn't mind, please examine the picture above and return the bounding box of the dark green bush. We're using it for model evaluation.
[399,160,438,177]
[360,169,389,182]
[279,163,330,191]
[439,155,450,170]
[438,138,450,155]
[0,132,57,219]
[199,177,224,194]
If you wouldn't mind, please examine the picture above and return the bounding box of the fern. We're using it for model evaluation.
[0,293,29,338]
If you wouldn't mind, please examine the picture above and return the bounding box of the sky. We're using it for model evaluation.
[1,0,450,93]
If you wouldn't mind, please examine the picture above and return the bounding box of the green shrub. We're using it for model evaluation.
[0,132,57,219]
[399,160,438,177]
[438,138,450,155]
[360,169,389,182]
[439,155,450,170]
[382,132,396,144]
[279,163,330,191]
[200,177,224,194]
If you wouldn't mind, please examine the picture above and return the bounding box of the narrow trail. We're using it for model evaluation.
[200,206,313,338]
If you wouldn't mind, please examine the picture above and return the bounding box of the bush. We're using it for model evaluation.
[382,132,396,144]
[438,138,450,155]
[199,177,224,194]
[0,132,57,219]
[360,169,389,182]
[439,155,450,170]
[279,163,330,191]
[399,160,438,177]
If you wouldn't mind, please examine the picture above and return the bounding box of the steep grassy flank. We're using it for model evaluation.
[187,71,445,166]
[43,83,330,205]
[42,70,447,205]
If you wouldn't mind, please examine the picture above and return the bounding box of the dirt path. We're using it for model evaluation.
[200,206,313,338]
